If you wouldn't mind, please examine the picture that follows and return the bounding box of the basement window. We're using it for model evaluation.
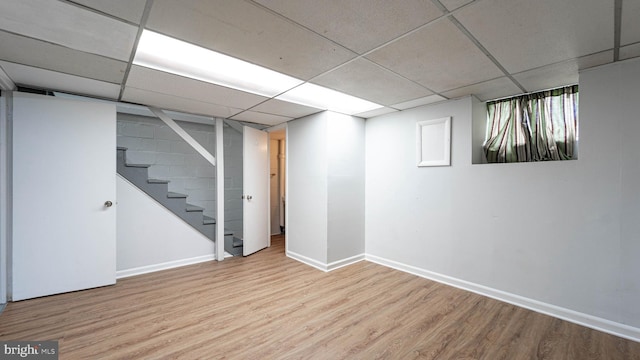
[482,85,578,163]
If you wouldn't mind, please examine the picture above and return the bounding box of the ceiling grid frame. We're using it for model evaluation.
[118,0,155,101]
[0,0,636,124]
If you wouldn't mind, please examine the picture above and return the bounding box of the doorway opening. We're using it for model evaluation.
[269,129,286,252]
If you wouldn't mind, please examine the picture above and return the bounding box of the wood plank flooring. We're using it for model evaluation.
[1,235,638,359]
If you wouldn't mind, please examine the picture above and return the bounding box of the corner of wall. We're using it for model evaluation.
[0,92,11,303]
[0,91,11,304]
[471,96,487,164]
[286,112,328,264]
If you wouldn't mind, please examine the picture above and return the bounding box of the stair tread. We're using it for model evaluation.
[148,178,170,184]
[185,204,204,212]
[125,163,151,168]
[203,216,216,225]
[233,238,243,248]
[224,230,234,236]
[117,146,128,151]
[167,192,187,198]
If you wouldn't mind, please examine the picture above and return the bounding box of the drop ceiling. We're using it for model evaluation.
[0,0,637,126]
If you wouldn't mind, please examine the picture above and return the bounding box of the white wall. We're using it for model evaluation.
[287,112,328,264]
[471,96,487,164]
[116,176,215,277]
[581,58,640,329]
[0,92,10,303]
[365,57,640,340]
[327,112,365,263]
[287,111,365,269]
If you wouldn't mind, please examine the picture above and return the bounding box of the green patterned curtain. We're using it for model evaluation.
[483,85,578,163]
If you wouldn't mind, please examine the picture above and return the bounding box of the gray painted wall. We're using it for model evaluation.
[223,125,243,237]
[117,113,217,218]
[117,114,244,237]
[364,57,640,330]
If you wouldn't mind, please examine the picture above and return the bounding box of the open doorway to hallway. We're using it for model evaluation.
[269,129,286,253]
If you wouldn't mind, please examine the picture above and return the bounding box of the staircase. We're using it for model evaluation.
[117,147,239,249]
[224,236,244,257]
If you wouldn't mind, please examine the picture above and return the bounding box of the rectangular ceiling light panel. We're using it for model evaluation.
[134,30,303,97]
[134,30,383,116]
[277,82,383,115]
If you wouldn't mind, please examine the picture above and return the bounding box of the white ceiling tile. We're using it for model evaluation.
[440,0,475,11]
[249,98,321,119]
[254,0,442,54]
[454,0,614,73]
[0,0,137,61]
[574,50,614,70]
[354,107,397,119]
[231,111,292,126]
[391,95,447,110]
[126,66,268,110]
[0,31,126,83]
[621,0,640,46]
[513,51,612,92]
[146,0,356,80]
[441,77,521,101]
[69,0,147,24]
[366,19,504,92]
[0,61,120,99]
[513,63,578,93]
[620,43,640,61]
[311,58,432,106]
[122,87,243,119]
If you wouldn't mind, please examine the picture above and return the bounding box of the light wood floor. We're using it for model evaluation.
[1,235,638,359]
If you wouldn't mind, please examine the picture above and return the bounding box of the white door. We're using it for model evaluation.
[243,126,269,256]
[11,93,116,301]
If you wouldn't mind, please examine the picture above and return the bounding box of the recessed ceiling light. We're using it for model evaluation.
[133,30,303,97]
[277,83,383,115]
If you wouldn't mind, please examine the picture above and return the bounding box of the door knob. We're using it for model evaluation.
[246,195,252,200]
[104,200,113,207]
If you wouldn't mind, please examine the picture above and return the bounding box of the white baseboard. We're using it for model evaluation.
[327,254,365,271]
[365,254,640,343]
[286,251,328,271]
[286,251,365,272]
[116,254,216,279]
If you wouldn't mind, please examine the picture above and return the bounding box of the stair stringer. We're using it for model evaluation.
[116,175,215,277]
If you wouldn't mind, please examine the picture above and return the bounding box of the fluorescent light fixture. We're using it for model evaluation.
[276,83,383,115]
[134,30,383,116]
[133,30,303,97]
